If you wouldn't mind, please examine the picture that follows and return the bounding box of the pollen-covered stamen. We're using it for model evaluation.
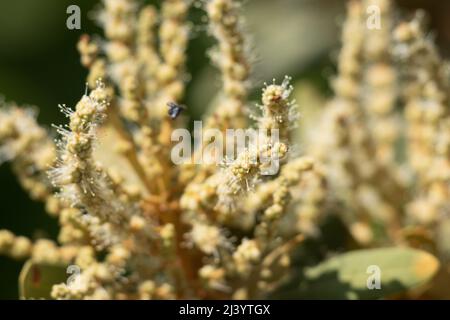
[58,104,74,118]
[258,76,297,142]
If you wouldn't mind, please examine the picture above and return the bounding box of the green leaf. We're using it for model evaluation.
[18,260,67,300]
[280,247,440,299]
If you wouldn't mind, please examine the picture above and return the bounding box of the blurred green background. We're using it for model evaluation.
[0,0,448,299]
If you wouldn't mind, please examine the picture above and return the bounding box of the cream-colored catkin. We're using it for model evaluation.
[84,1,160,193]
[206,0,250,124]
[226,158,322,297]
[78,44,155,199]
[181,77,293,218]
[57,207,94,246]
[310,0,366,218]
[277,159,327,236]
[31,239,78,265]
[51,241,158,300]
[0,230,32,260]
[180,77,302,298]
[121,73,148,123]
[178,0,252,186]
[50,82,156,253]
[292,164,328,236]
[137,5,162,100]
[50,83,180,298]
[243,158,319,223]
[311,0,405,244]
[100,0,146,123]
[258,76,296,142]
[310,0,364,162]
[0,104,102,253]
[253,158,316,249]
[0,106,62,216]
[139,0,191,201]
[155,0,189,115]
[79,2,153,196]
[77,35,107,90]
[394,13,450,179]
[0,229,80,264]
[394,13,450,226]
[362,0,400,165]
[77,34,99,69]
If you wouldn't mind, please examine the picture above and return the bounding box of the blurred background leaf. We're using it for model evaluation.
[276,247,440,299]
[19,260,67,300]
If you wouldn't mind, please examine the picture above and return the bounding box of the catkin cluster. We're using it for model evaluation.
[0,0,327,299]
[1,0,449,300]
[310,0,450,254]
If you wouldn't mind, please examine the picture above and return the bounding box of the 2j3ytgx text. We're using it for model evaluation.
[179,304,271,317]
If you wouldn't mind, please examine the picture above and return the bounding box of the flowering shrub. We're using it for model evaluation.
[0,0,448,300]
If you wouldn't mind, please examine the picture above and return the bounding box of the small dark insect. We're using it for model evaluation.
[167,102,186,119]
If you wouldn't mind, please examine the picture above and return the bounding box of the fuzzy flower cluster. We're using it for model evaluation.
[1,0,450,300]
[0,0,326,299]
[309,0,450,252]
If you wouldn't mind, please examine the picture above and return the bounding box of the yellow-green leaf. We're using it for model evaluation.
[19,260,67,300]
[282,247,440,299]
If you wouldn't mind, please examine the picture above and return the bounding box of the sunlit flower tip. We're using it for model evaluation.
[261,76,293,108]
[189,223,223,255]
